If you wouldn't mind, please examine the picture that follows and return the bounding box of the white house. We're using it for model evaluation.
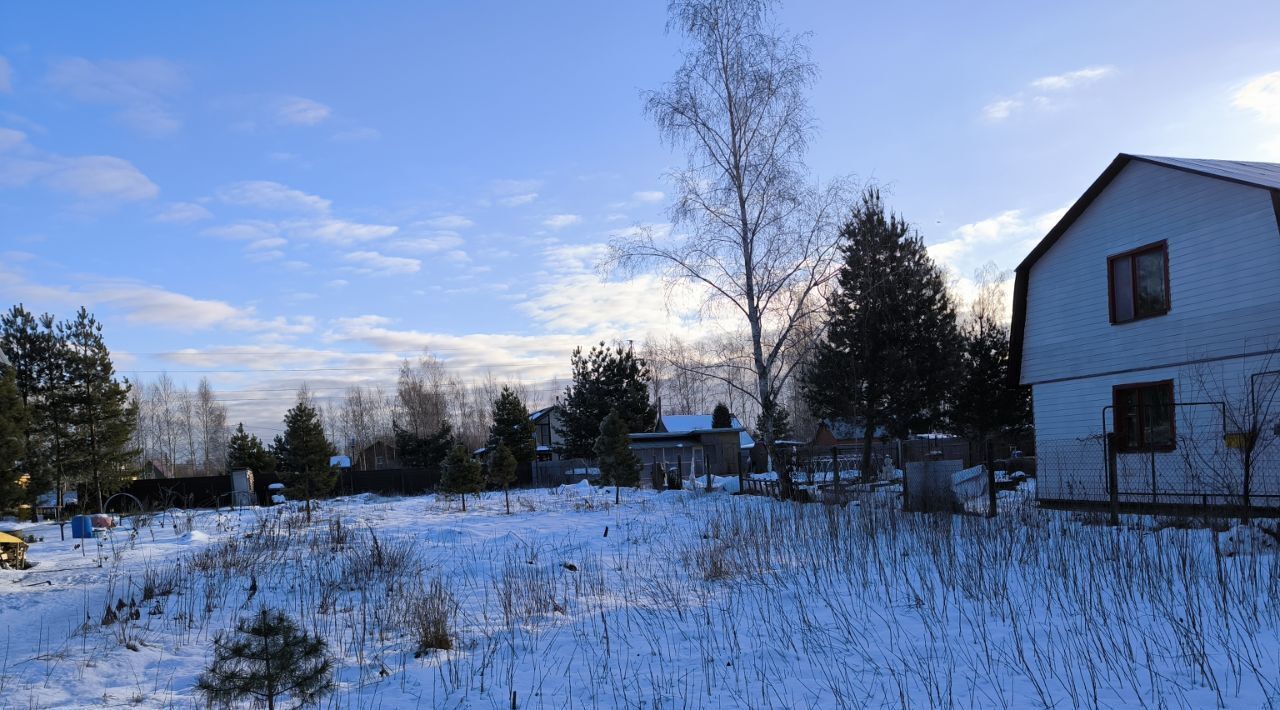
[1010,154,1280,510]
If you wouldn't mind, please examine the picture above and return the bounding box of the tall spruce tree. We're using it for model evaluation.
[227,423,276,476]
[196,608,335,710]
[487,386,535,471]
[276,397,335,522]
[394,420,454,478]
[440,444,483,512]
[60,308,138,511]
[1,306,73,510]
[557,342,657,459]
[594,409,641,504]
[0,365,26,511]
[803,188,961,480]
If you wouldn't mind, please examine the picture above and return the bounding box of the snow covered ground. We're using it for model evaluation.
[1,483,1279,708]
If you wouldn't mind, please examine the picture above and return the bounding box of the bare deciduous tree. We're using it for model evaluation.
[609,0,847,453]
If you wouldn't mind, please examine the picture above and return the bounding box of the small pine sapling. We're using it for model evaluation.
[196,608,334,710]
[440,444,484,512]
[594,409,641,504]
[489,440,517,514]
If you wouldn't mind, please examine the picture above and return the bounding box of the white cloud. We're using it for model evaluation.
[1031,65,1115,91]
[632,190,665,203]
[0,265,313,334]
[1233,71,1280,123]
[153,201,212,223]
[928,206,1067,283]
[983,99,1022,121]
[43,155,159,201]
[423,214,473,229]
[248,237,287,250]
[543,214,582,230]
[47,57,184,136]
[0,56,11,93]
[344,250,421,275]
[985,65,1115,121]
[388,234,464,253]
[292,218,397,244]
[274,96,331,126]
[498,192,538,207]
[202,220,279,241]
[217,180,331,213]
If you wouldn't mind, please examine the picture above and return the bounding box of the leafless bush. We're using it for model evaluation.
[410,579,457,655]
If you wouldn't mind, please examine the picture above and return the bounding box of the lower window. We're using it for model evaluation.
[1113,381,1175,452]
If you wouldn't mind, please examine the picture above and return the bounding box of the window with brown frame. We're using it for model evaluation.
[1108,241,1169,323]
[1113,381,1175,452]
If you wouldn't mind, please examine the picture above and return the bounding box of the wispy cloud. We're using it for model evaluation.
[632,190,665,203]
[153,201,212,223]
[984,65,1115,122]
[543,214,582,230]
[47,57,185,136]
[0,56,11,93]
[273,96,331,126]
[1030,66,1115,91]
[0,264,313,334]
[217,180,331,213]
[388,234,465,253]
[344,250,421,275]
[423,214,473,229]
[499,192,538,207]
[1234,70,1280,123]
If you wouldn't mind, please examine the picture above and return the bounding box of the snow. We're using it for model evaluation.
[0,487,1277,708]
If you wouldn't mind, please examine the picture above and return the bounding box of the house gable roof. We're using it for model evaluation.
[658,414,755,449]
[1008,153,1280,386]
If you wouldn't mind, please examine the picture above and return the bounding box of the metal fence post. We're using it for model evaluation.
[1107,433,1120,526]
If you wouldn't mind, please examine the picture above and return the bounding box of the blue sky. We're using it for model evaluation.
[2,1,1280,433]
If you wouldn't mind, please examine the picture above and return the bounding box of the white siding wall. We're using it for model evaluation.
[1023,161,1280,506]
[1021,161,1280,386]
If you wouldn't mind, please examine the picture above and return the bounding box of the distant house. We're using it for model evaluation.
[530,406,564,461]
[628,414,755,478]
[810,419,889,448]
[354,439,398,471]
[1010,153,1280,510]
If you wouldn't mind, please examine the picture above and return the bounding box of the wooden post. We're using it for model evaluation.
[1107,433,1120,527]
[985,438,997,518]
[831,446,840,503]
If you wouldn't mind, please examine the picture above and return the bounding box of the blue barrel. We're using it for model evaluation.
[71,515,93,539]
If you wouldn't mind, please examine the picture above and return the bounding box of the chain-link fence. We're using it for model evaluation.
[1036,403,1280,516]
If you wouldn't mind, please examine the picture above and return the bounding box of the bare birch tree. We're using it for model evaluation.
[608,0,847,458]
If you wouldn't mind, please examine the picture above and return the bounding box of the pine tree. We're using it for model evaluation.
[227,423,276,476]
[440,444,483,512]
[557,342,657,459]
[276,397,335,522]
[196,608,334,710]
[803,188,961,481]
[487,440,517,514]
[487,386,535,472]
[0,365,27,511]
[594,409,641,504]
[711,402,733,429]
[59,308,138,511]
[951,301,1033,451]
